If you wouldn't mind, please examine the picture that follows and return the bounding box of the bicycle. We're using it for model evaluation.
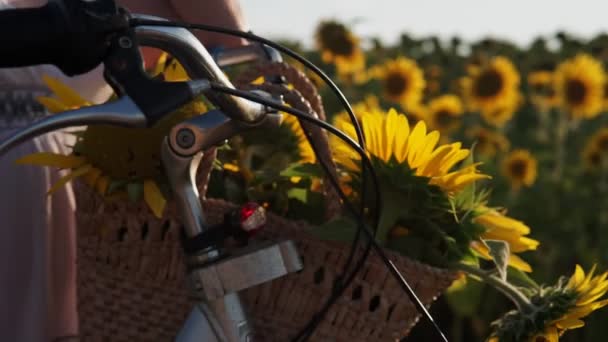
[0,1,449,341]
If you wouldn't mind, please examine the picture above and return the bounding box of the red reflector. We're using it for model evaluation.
[240,202,266,235]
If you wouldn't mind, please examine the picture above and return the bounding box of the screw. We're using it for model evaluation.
[118,36,133,49]
[176,128,196,149]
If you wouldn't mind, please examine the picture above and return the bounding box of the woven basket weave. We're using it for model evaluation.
[74,63,457,341]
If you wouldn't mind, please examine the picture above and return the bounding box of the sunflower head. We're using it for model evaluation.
[462,56,520,114]
[25,56,207,218]
[554,54,606,119]
[370,57,426,108]
[427,94,464,134]
[315,20,365,75]
[528,71,558,110]
[466,126,509,158]
[331,108,493,266]
[280,114,316,164]
[490,265,608,342]
[332,108,490,195]
[502,149,538,189]
[480,92,521,128]
[582,127,608,170]
[78,102,205,181]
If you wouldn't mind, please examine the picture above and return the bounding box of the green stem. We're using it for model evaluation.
[599,160,608,226]
[552,110,569,181]
[451,263,532,311]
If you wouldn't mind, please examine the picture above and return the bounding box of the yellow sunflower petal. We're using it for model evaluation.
[407,121,428,166]
[508,254,532,273]
[144,180,167,218]
[411,130,440,168]
[41,75,90,108]
[82,167,102,188]
[417,144,453,177]
[15,152,87,169]
[554,317,585,330]
[47,164,92,195]
[164,58,189,82]
[36,96,69,113]
[153,52,169,76]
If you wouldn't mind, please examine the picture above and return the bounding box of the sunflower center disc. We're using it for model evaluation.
[435,111,454,129]
[474,69,504,98]
[385,72,408,97]
[509,159,528,179]
[565,79,587,105]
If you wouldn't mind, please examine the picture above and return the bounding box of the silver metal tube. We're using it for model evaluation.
[199,293,252,342]
[0,96,146,157]
[213,45,282,68]
[133,15,266,123]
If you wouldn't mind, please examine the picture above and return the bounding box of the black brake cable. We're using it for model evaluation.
[209,84,449,342]
[129,18,447,341]
[130,18,369,282]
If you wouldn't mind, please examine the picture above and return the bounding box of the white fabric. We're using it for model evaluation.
[0,2,111,340]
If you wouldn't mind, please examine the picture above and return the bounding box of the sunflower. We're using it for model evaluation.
[471,207,539,272]
[315,20,365,76]
[280,114,316,164]
[480,92,521,128]
[591,127,608,152]
[582,127,608,170]
[528,71,559,110]
[331,108,490,194]
[369,57,426,109]
[426,94,464,134]
[555,265,608,333]
[554,54,606,119]
[466,126,509,158]
[16,57,206,218]
[502,149,538,189]
[582,144,603,171]
[489,265,608,341]
[462,56,520,114]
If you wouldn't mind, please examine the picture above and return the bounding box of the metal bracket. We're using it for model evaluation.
[187,240,302,302]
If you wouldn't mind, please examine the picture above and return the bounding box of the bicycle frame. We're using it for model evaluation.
[0,14,303,342]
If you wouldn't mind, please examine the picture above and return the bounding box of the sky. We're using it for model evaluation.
[240,0,608,48]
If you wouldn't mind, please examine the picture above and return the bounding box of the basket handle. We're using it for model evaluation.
[230,62,342,220]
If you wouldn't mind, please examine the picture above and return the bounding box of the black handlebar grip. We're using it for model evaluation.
[0,0,125,76]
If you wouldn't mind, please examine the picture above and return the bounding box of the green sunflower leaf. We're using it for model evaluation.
[507,267,540,290]
[287,188,308,202]
[280,162,324,178]
[484,239,510,281]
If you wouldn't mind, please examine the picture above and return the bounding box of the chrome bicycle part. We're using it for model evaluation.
[0,96,146,157]
[161,108,301,342]
[134,14,267,124]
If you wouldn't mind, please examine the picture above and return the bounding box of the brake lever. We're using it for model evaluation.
[211,43,283,68]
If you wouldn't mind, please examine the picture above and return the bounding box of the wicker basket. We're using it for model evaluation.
[74,63,457,341]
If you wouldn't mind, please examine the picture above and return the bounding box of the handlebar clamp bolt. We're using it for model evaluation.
[118,36,133,49]
[176,128,196,149]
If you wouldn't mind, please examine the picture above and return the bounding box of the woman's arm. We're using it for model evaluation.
[169,0,248,48]
[119,0,248,48]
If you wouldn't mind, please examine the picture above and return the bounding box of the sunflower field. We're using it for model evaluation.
[221,21,608,341]
[18,19,608,342]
